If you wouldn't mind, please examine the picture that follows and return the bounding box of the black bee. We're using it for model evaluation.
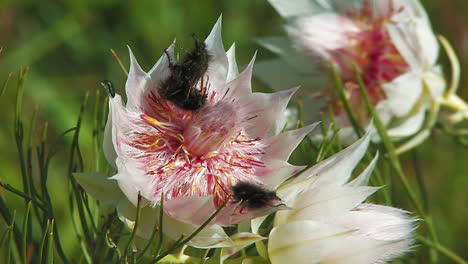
[160,35,210,111]
[232,182,283,209]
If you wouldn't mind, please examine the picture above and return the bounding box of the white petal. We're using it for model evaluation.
[164,195,217,226]
[287,13,360,61]
[348,152,379,187]
[144,43,175,109]
[340,203,415,241]
[269,220,412,264]
[125,47,150,110]
[268,220,351,264]
[268,0,328,18]
[243,87,298,138]
[73,172,123,204]
[110,158,152,206]
[424,65,446,99]
[381,71,423,117]
[264,123,319,161]
[387,110,425,138]
[226,43,239,82]
[205,15,228,90]
[260,160,306,190]
[387,17,438,70]
[283,185,379,223]
[412,18,439,67]
[103,100,117,169]
[226,54,256,99]
[292,130,371,186]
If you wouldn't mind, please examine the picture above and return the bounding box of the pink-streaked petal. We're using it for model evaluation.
[293,130,371,186]
[205,15,228,91]
[382,71,423,117]
[264,123,319,161]
[125,47,150,110]
[243,87,298,138]
[226,43,239,82]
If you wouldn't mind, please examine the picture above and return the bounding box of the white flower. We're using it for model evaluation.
[257,0,446,150]
[266,132,416,264]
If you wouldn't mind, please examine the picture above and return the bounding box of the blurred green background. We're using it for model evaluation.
[0,0,467,262]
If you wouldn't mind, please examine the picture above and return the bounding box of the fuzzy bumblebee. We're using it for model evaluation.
[160,36,210,111]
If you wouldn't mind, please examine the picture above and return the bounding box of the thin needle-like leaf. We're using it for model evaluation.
[111,49,129,76]
[122,193,143,262]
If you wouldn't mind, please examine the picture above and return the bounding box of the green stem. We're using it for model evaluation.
[416,235,467,264]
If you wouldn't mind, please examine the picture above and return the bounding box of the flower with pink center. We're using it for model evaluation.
[256,0,446,147]
[104,17,316,229]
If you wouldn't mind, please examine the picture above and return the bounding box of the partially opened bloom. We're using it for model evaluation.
[266,133,416,264]
[257,0,446,147]
[104,16,315,236]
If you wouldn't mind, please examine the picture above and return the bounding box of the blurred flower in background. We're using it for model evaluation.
[256,0,450,150]
[266,133,416,264]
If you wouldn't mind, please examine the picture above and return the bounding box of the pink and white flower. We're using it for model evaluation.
[266,132,416,264]
[257,0,446,148]
[104,17,315,230]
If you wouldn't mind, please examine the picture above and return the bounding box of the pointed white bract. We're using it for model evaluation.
[259,0,446,145]
[103,16,316,237]
[268,132,416,264]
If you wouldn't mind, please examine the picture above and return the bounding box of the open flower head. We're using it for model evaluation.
[265,132,416,264]
[257,0,445,144]
[104,17,315,227]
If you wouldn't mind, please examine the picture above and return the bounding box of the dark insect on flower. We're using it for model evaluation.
[160,35,210,111]
[100,80,116,98]
[232,182,283,209]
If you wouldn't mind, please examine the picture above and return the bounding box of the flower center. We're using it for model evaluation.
[183,102,239,157]
[327,0,410,117]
